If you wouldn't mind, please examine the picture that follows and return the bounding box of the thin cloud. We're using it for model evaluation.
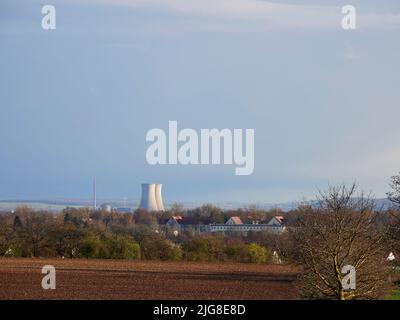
[76,0,400,30]
[344,45,360,61]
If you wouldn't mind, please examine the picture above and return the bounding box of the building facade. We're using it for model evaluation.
[164,215,286,234]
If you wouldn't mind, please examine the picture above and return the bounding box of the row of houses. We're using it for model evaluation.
[164,215,286,234]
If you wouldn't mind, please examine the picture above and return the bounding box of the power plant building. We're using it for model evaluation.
[139,183,165,212]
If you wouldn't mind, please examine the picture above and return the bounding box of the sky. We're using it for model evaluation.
[0,0,400,205]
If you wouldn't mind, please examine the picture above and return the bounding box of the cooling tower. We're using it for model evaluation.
[139,183,160,211]
[155,184,165,212]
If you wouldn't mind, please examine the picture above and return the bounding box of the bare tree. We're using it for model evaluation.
[386,173,400,263]
[387,173,400,207]
[292,184,391,300]
[0,215,12,254]
[49,222,84,258]
[14,207,53,257]
[170,203,184,215]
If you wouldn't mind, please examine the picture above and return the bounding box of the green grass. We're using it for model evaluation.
[387,288,400,300]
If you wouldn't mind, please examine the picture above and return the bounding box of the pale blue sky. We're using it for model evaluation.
[0,0,399,204]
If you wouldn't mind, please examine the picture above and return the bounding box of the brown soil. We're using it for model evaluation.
[0,258,301,300]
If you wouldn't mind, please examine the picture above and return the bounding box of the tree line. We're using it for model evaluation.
[2,172,400,299]
[0,206,269,263]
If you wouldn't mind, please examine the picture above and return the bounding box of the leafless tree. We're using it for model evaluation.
[387,173,400,207]
[386,173,400,263]
[292,184,391,300]
[13,207,53,257]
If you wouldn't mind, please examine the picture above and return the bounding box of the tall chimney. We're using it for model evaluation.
[93,178,97,210]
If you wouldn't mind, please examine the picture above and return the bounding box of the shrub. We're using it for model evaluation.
[223,242,269,263]
[2,245,23,257]
[247,243,269,263]
[79,234,101,258]
[162,242,182,261]
[137,231,182,261]
[182,236,224,262]
[109,237,140,260]
[223,242,249,262]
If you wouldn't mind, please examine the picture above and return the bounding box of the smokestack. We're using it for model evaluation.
[155,184,165,212]
[139,183,159,211]
[93,178,97,210]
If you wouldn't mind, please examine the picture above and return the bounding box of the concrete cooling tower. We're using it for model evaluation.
[155,184,165,211]
[139,183,165,212]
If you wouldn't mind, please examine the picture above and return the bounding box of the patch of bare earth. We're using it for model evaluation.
[0,258,301,300]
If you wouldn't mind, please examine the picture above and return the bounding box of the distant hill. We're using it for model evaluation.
[0,198,395,212]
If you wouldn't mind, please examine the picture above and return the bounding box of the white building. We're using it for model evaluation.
[267,216,285,227]
[209,216,286,234]
[100,204,112,213]
[164,215,286,234]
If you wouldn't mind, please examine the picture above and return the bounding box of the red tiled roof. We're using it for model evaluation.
[275,216,284,223]
[230,216,243,225]
[166,216,212,225]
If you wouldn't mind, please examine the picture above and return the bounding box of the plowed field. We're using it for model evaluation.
[0,258,301,300]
